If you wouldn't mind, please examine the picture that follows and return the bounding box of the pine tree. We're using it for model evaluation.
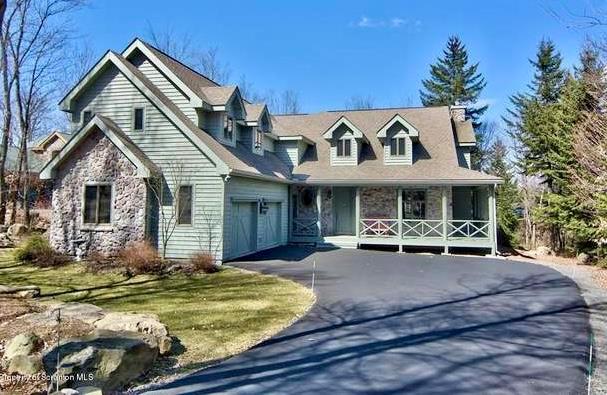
[487,139,520,246]
[575,42,605,110]
[420,35,487,125]
[529,39,566,104]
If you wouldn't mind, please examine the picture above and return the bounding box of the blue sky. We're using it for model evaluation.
[72,0,603,130]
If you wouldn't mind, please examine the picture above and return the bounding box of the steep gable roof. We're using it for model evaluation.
[321,116,364,139]
[40,115,159,179]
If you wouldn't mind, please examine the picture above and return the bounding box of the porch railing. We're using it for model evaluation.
[402,219,443,238]
[359,219,399,237]
[292,217,318,237]
[447,220,490,239]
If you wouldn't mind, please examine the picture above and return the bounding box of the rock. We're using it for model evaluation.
[7,223,28,238]
[537,246,553,256]
[577,252,591,265]
[4,332,42,360]
[42,329,158,392]
[74,386,103,395]
[0,224,8,233]
[94,312,170,353]
[7,354,42,375]
[0,284,40,298]
[158,336,173,355]
[0,232,13,248]
[46,302,106,325]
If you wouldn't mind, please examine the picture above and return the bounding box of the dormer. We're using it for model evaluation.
[322,116,364,166]
[450,105,476,169]
[197,86,245,147]
[377,114,420,166]
[244,103,271,156]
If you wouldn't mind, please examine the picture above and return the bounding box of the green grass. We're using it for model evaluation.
[0,250,315,370]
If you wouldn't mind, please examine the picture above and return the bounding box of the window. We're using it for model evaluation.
[83,184,112,224]
[390,137,406,156]
[177,185,193,225]
[133,107,145,132]
[403,190,426,219]
[223,114,234,141]
[254,128,263,150]
[82,110,93,124]
[336,138,352,157]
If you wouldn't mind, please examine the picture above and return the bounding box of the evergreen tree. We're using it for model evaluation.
[529,39,566,104]
[420,35,487,125]
[487,139,520,246]
[575,42,605,110]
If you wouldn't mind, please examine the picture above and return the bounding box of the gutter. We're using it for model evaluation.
[290,178,503,186]
[228,169,294,184]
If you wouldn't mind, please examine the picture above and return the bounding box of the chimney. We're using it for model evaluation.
[450,105,466,122]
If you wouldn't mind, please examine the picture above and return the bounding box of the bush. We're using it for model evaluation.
[117,240,163,275]
[14,235,71,267]
[85,251,119,273]
[189,252,220,274]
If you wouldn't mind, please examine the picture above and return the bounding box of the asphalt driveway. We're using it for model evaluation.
[148,247,590,395]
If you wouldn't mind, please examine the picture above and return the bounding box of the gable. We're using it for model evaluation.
[322,116,364,139]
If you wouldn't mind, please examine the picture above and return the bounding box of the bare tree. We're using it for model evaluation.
[197,206,222,261]
[146,25,231,84]
[518,175,544,249]
[345,95,375,110]
[0,0,6,28]
[146,160,189,259]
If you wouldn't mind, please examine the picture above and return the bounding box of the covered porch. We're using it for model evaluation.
[289,184,497,254]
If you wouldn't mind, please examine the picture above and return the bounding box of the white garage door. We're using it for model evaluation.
[231,202,257,257]
[259,202,282,250]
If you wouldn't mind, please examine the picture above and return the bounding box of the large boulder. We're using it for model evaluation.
[46,302,106,325]
[577,252,591,265]
[94,312,172,355]
[0,232,14,248]
[7,354,42,375]
[3,332,42,360]
[42,329,158,392]
[0,284,40,298]
[7,223,28,239]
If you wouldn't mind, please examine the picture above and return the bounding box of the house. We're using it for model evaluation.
[39,38,501,262]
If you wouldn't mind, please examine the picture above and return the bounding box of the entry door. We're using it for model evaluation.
[333,187,356,235]
[231,202,257,257]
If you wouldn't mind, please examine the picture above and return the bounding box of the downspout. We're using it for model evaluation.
[492,183,498,255]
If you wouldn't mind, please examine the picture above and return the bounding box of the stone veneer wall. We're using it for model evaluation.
[320,187,333,236]
[50,129,147,256]
[360,186,453,220]
[361,187,397,218]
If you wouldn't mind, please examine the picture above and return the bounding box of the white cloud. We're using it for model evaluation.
[353,16,416,29]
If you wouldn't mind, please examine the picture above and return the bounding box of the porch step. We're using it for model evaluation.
[317,237,359,249]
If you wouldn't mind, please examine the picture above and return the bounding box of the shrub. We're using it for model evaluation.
[14,235,71,267]
[189,252,220,274]
[85,251,119,273]
[117,240,163,275]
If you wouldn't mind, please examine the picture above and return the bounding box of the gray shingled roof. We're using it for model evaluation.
[273,106,500,184]
[244,103,266,122]
[113,52,291,181]
[200,86,237,106]
[454,120,476,144]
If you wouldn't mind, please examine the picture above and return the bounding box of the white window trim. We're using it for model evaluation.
[336,138,352,158]
[253,128,264,154]
[390,136,407,157]
[176,184,194,227]
[402,189,428,220]
[132,106,146,132]
[81,181,114,231]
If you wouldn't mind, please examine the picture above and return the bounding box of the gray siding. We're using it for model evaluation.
[329,127,358,166]
[275,140,301,168]
[71,64,225,260]
[457,146,472,168]
[223,176,288,260]
[383,127,413,166]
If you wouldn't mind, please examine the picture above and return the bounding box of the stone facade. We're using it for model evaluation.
[361,187,397,218]
[320,187,333,235]
[50,129,147,256]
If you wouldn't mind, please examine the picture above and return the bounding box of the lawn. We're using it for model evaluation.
[0,250,315,372]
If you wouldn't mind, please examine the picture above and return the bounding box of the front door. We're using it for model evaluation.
[333,187,355,235]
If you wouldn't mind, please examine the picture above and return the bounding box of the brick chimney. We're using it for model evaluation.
[450,105,466,122]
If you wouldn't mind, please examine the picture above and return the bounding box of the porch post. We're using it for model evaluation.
[397,187,403,252]
[316,187,322,239]
[288,185,293,241]
[441,186,449,254]
[355,187,361,238]
[488,184,497,255]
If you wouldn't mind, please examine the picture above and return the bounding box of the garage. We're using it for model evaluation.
[231,202,257,258]
[259,202,282,250]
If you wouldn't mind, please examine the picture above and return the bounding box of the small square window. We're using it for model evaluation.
[133,107,145,131]
[177,185,193,225]
[83,184,112,224]
[82,110,93,124]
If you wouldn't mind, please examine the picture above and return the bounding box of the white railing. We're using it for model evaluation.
[292,217,318,237]
[360,219,399,237]
[447,220,490,239]
[402,219,444,238]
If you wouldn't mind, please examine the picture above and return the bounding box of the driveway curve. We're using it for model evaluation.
[148,247,590,395]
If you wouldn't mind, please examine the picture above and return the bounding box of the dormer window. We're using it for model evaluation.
[82,110,93,125]
[223,114,234,141]
[133,107,145,132]
[390,137,406,157]
[336,138,352,157]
